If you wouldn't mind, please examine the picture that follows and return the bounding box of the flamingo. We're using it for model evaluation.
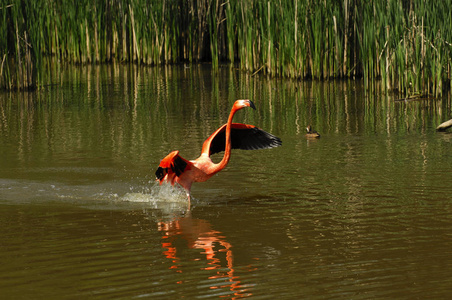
[155,99,281,206]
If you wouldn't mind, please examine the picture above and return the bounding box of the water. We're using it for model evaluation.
[1,64,452,299]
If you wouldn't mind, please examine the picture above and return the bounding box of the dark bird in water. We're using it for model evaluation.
[305,125,320,139]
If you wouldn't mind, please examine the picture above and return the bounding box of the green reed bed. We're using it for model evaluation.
[1,0,452,96]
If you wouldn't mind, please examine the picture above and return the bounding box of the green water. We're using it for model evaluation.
[1,64,452,299]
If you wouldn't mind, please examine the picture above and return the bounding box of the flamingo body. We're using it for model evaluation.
[155,100,281,204]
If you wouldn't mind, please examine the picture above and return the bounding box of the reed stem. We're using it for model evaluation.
[1,0,452,95]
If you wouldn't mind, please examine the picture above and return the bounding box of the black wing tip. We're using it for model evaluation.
[172,156,188,176]
[155,167,165,180]
[260,129,282,148]
[266,136,282,149]
[272,136,282,147]
[208,125,282,155]
[245,129,282,150]
[155,155,188,180]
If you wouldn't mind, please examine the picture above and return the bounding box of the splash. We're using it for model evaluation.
[120,182,189,210]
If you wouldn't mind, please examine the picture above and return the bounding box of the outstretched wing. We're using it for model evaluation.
[202,123,282,156]
[155,151,191,185]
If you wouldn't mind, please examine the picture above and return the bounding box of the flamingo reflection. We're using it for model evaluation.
[158,215,252,297]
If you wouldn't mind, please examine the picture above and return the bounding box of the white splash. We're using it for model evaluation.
[120,182,189,209]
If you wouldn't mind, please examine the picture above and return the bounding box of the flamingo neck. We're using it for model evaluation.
[212,106,238,173]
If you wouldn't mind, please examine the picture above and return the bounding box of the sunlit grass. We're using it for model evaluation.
[1,0,452,96]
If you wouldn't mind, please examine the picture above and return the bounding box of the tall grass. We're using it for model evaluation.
[1,0,452,96]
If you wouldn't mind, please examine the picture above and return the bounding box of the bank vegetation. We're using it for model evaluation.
[1,0,452,96]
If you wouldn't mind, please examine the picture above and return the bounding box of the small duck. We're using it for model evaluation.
[305,125,320,138]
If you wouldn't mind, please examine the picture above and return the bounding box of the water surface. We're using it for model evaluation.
[1,64,452,299]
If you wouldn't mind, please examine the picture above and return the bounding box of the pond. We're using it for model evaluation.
[1,64,452,299]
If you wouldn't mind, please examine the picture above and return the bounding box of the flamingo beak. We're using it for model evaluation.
[248,100,256,110]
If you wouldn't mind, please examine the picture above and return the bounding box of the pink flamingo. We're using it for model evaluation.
[155,99,281,206]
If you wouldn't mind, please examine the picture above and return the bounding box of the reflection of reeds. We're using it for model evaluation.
[1,65,450,169]
[1,0,452,95]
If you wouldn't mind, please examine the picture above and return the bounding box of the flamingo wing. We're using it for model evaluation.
[155,151,191,184]
[203,123,282,156]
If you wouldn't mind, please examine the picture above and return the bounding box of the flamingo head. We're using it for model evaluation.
[234,99,256,110]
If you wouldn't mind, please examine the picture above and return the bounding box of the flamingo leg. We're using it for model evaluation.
[176,178,193,210]
[187,193,191,210]
[185,187,192,210]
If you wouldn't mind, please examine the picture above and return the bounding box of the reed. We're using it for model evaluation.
[1,0,452,96]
